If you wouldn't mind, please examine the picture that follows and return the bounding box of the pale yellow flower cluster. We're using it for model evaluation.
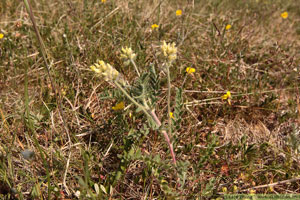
[120,47,136,61]
[160,41,177,63]
[90,60,125,85]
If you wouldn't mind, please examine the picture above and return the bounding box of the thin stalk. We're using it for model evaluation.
[130,59,140,77]
[181,67,193,88]
[166,65,172,138]
[181,73,188,88]
[23,0,72,195]
[149,110,176,164]
[114,82,153,120]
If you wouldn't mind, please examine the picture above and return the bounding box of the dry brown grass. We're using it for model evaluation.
[0,0,300,199]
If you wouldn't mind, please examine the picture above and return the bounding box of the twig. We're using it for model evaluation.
[91,7,120,31]
[130,59,141,77]
[185,87,299,106]
[241,177,300,192]
[212,21,221,36]
[63,152,71,195]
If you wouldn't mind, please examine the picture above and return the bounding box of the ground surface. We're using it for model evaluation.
[0,0,300,199]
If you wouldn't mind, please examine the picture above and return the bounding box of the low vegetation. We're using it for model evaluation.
[0,0,300,199]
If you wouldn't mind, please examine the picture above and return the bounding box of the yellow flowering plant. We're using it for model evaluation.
[90,60,126,86]
[112,102,125,110]
[281,11,288,19]
[225,24,232,30]
[186,67,195,74]
[221,91,231,100]
[120,47,140,76]
[151,24,159,30]
[176,9,182,16]
[160,41,177,64]
[169,112,174,119]
[90,43,179,164]
[222,91,232,105]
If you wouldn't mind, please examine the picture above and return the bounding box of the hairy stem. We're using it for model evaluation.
[150,110,176,164]
[130,59,140,77]
[114,82,153,120]
[115,82,176,164]
[166,65,172,138]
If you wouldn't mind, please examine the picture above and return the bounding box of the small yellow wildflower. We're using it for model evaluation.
[222,91,232,105]
[281,11,288,19]
[186,67,195,74]
[91,113,95,119]
[170,112,174,119]
[151,24,159,30]
[225,24,232,30]
[160,41,177,63]
[221,91,231,100]
[0,33,4,39]
[112,101,125,110]
[176,9,182,16]
[101,0,106,3]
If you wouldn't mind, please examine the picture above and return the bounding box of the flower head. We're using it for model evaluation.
[176,9,182,16]
[281,11,288,19]
[0,33,4,39]
[151,24,159,30]
[120,47,136,61]
[112,101,125,110]
[225,24,232,30]
[186,67,195,74]
[101,0,106,3]
[90,60,125,85]
[170,112,174,119]
[222,91,232,105]
[160,41,177,63]
[222,91,231,100]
